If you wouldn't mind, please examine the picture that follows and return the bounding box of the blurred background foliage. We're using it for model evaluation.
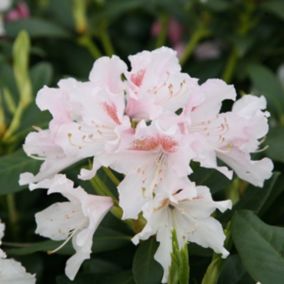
[0,0,284,283]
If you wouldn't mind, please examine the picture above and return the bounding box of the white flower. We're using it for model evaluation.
[0,0,11,12]
[20,76,131,188]
[125,47,198,121]
[132,184,231,283]
[112,119,194,219]
[0,220,36,284]
[33,174,113,280]
[182,80,273,186]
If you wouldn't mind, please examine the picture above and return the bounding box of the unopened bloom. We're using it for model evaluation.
[132,184,231,282]
[33,174,113,280]
[0,220,36,284]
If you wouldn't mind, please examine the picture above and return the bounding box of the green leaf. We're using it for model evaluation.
[30,62,53,94]
[0,150,40,195]
[246,64,284,116]
[6,240,69,256]
[83,258,121,274]
[56,270,135,284]
[266,127,284,163]
[92,226,131,253]
[261,0,284,21]
[234,173,280,216]
[0,63,18,100]
[232,210,284,283]
[190,165,231,194]
[203,0,231,12]
[132,238,163,284]
[218,255,254,284]
[6,18,70,38]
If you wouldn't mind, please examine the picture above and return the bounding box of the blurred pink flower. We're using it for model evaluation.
[5,2,30,22]
[151,18,184,54]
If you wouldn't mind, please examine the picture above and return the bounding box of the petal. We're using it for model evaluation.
[188,217,229,258]
[192,79,236,122]
[155,228,173,283]
[65,250,89,281]
[35,202,86,241]
[78,158,101,180]
[217,148,273,187]
[0,258,36,284]
[89,55,127,93]
[118,175,147,219]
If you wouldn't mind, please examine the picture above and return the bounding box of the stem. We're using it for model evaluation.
[6,194,18,239]
[0,91,5,138]
[78,35,102,59]
[103,167,120,186]
[98,23,114,56]
[180,23,209,66]
[155,14,169,48]
[227,178,240,205]
[93,175,117,201]
[222,47,238,83]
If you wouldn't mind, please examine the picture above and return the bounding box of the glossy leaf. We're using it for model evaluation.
[0,150,40,195]
[232,210,284,283]
[6,18,70,38]
[266,127,284,163]
[56,270,135,284]
[132,238,163,284]
[30,62,53,94]
[247,64,284,116]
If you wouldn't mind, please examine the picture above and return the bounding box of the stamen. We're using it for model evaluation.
[47,229,78,255]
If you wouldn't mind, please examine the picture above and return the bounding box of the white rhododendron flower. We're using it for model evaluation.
[0,220,36,284]
[19,47,273,282]
[32,174,113,280]
[132,184,231,282]
[180,80,273,186]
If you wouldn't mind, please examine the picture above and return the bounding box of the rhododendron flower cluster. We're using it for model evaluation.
[20,47,273,282]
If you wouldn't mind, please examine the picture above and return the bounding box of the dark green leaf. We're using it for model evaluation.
[56,270,135,284]
[0,150,40,195]
[92,226,131,253]
[83,258,122,274]
[232,210,284,283]
[266,127,284,163]
[190,165,231,194]
[6,240,69,256]
[6,18,70,38]
[218,255,254,284]
[234,173,280,216]
[261,0,284,21]
[247,64,284,116]
[30,62,53,94]
[132,238,163,284]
